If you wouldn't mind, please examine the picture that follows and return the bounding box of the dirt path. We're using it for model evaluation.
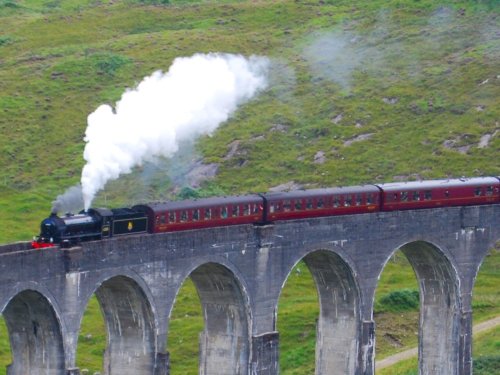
[375,316,500,370]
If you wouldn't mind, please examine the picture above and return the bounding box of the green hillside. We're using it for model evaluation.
[0,0,498,374]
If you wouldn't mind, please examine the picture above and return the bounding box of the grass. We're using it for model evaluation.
[0,0,498,373]
[377,325,500,375]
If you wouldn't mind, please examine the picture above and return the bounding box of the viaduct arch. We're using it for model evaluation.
[0,204,497,375]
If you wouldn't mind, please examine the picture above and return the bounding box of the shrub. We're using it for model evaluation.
[379,289,420,312]
[474,356,500,375]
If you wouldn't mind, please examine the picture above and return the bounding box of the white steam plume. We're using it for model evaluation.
[81,53,270,210]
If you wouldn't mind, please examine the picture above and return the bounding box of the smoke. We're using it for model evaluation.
[80,53,270,210]
[51,184,84,214]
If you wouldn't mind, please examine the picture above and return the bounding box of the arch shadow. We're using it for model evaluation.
[277,248,361,375]
[378,240,461,374]
[2,289,65,375]
[168,262,251,375]
[84,274,157,375]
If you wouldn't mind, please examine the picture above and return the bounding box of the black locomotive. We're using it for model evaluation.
[34,208,148,248]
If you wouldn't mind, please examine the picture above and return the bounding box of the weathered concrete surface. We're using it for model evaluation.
[0,204,498,375]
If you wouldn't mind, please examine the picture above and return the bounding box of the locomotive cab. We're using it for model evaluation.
[40,213,62,242]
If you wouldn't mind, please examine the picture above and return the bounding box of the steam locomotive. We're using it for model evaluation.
[32,177,500,249]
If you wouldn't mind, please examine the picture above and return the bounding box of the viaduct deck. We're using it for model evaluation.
[0,204,498,375]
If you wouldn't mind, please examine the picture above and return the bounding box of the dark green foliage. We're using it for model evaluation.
[0,36,13,46]
[89,52,132,76]
[379,289,420,312]
[177,186,200,200]
[473,356,500,375]
[0,1,19,9]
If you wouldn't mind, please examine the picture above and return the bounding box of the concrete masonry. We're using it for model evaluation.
[0,204,498,375]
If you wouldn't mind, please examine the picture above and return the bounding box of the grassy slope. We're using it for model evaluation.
[0,0,498,374]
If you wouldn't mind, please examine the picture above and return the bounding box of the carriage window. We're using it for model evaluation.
[306,199,313,209]
[169,212,176,223]
[486,186,493,196]
[413,191,420,201]
[155,216,160,225]
[317,198,324,208]
[356,194,362,206]
[401,191,408,201]
[232,206,239,217]
[274,202,281,212]
[221,207,228,218]
[366,194,373,204]
[161,214,166,224]
[180,211,188,222]
[424,190,432,200]
[474,187,482,196]
[243,204,250,215]
[334,197,340,207]
[192,209,199,221]
[253,204,261,213]
[204,208,211,220]
[344,196,352,207]
[283,200,291,212]
[444,190,450,198]
[295,200,302,210]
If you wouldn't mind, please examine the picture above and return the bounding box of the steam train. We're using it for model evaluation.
[32,177,500,249]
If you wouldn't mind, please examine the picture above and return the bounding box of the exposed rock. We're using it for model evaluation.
[269,181,303,192]
[270,124,289,133]
[224,140,241,160]
[314,151,326,164]
[252,135,265,141]
[475,105,485,112]
[383,97,398,105]
[331,113,343,124]
[185,163,219,188]
[343,133,374,146]
[443,134,474,154]
[478,131,497,148]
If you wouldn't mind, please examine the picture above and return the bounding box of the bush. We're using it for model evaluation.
[379,289,420,312]
[90,53,132,76]
[473,356,500,375]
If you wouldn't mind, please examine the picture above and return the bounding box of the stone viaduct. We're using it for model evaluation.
[0,204,498,375]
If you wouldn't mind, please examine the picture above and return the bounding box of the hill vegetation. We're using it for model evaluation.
[0,0,498,374]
